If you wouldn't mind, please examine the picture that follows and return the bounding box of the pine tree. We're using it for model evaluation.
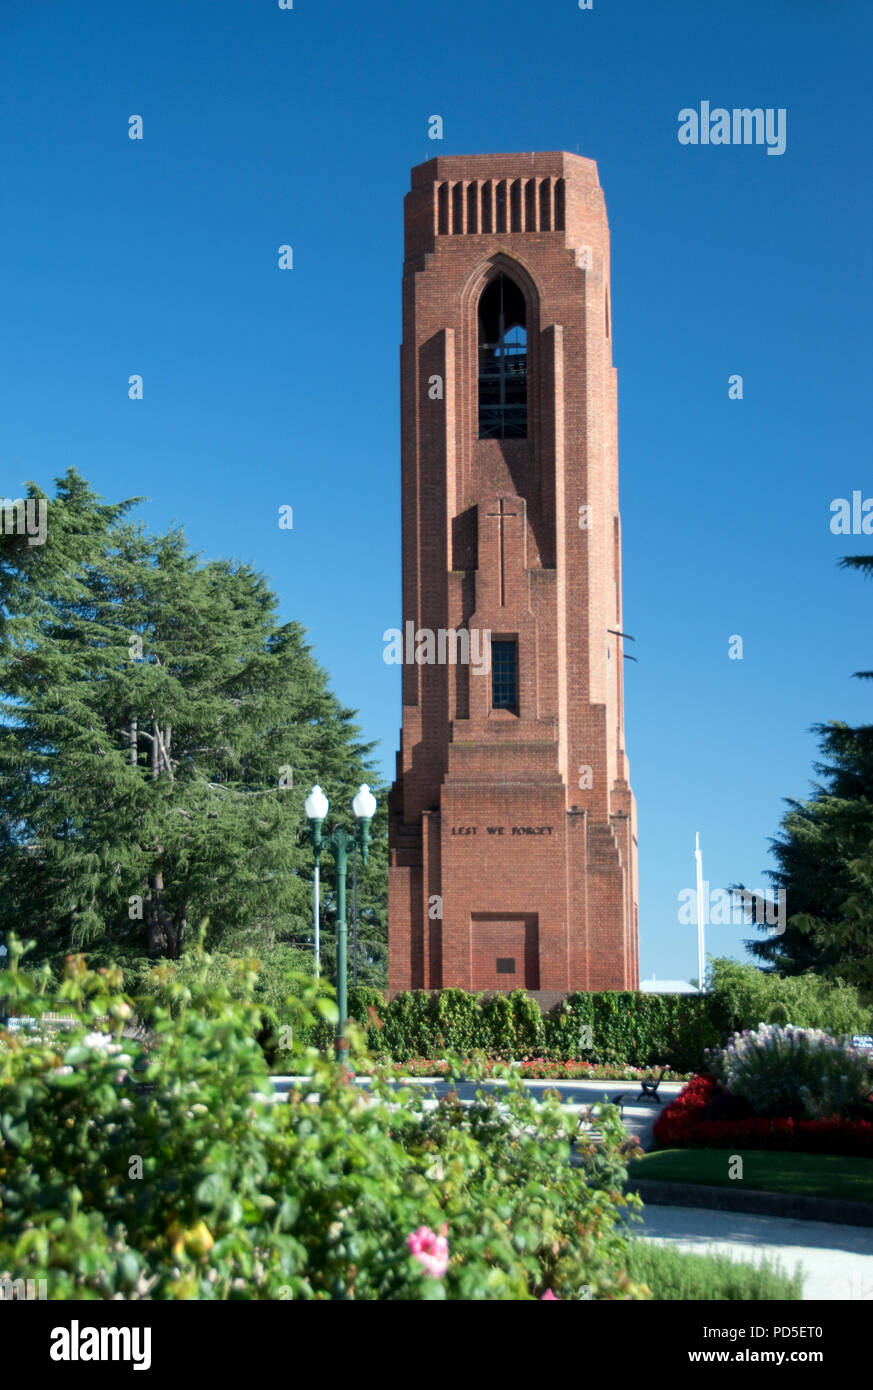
[747,555,873,991]
[0,471,387,975]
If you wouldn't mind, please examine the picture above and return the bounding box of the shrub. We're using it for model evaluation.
[360,968,870,1073]
[349,987,716,1070]
[707,958,873,1040]
[432,988,481,1055]
[480,992,516,1057]
[112,943,336,1062]
[378,990,436,1060]
[712,1024,873,1120]
[625,1241,802,1300]
[0,936,649,1301]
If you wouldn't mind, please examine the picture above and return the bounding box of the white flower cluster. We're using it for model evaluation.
[51,1031,133,1081]
[716,1022,872,1119]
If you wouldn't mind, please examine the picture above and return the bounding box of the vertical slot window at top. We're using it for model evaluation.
[554,178,566,230]
[478,274,527,440]
[452,181,464,233]
[437,182,450,235]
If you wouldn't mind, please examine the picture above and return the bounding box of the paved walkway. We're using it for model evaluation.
[630,1204,873,1300]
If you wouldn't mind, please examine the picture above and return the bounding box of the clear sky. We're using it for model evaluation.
[1,0,870,983]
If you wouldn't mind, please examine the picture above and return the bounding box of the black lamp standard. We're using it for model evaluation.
[304,783,376,1058]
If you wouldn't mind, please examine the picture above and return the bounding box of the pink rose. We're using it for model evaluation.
[406,1225,449,1279]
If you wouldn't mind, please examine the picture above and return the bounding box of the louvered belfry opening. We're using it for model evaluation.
[478,273,527,440]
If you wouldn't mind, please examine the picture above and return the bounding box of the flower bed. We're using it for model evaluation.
[710,1024,873,1119]
[654,1074,873,1156]
[358,1056,690,1082]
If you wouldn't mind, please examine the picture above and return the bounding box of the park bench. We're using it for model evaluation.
[636,1069,666,1103]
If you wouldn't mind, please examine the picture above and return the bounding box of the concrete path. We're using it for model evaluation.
[630,1204,873,1300]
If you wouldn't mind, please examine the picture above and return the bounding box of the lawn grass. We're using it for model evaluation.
[629,1148,873,1203]
[625,1240,803,1300]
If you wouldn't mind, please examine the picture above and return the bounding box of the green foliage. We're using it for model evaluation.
[377,990,440,1059]
[579,992,718,1072]
[333,986,716,1070]
[480,992,516,1056]
[746,722,873,988]
[707,958,873,1040]
[0,470,388,976]
[0,937,647,1301]
[624,1241,802,1301]
[432,988,481,1054]
[347,984,388,1029]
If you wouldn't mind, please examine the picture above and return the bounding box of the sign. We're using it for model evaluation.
[450,825,555,836]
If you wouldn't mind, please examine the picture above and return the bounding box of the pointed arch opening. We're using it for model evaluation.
[478,273,527,440]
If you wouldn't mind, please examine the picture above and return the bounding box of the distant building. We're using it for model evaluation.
[639,975,700,995]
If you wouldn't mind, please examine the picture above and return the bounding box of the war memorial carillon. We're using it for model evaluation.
[388,153,639,999]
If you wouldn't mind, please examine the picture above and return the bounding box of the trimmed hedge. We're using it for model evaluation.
[347,987,718,1073]
[341,961,873,1073]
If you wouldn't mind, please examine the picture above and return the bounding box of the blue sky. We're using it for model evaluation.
[1,0,870,983]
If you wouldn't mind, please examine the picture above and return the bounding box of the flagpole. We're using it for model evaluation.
[695,831,706,992]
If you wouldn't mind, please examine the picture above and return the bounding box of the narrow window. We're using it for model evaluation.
[452,181,463,233]
[437,182,449,235]
[539,178,551,230]
[478,274,527,439]
[466,182,478,233]
[554,178,566,230]
[481,182,492,234]
[510,178,522,231]
[491,638,518,712]
[524,178,537,230]
[496,180,507,232]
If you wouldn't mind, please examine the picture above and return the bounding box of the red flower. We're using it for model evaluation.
[654,1075,873,1155]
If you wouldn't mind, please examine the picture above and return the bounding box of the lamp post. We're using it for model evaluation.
[352,841,358,987]
[305,782,376,1059]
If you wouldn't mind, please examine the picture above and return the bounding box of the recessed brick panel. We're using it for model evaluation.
[472,914,539,990]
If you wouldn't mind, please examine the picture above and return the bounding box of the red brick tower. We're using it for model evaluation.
[388,152,639,997]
